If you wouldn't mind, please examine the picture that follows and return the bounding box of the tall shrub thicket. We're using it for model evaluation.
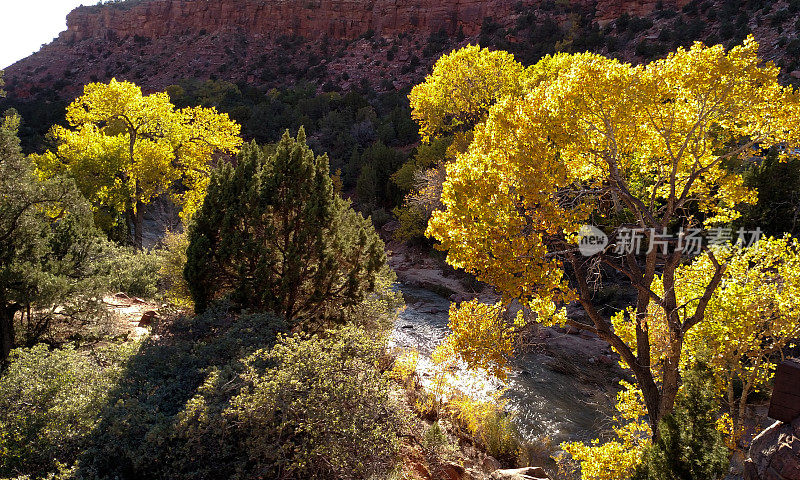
[0,342,136,477]
[73,305,403,479]
[0,110,104,362]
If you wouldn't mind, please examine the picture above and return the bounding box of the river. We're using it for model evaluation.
[391,285,617,445]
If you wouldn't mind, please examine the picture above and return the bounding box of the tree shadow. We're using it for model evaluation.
[74,304,286,479]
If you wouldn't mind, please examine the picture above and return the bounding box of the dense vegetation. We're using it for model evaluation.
[415,38,800,479]
[185,130,386,321]
[35,79,241,248]
[0,75,409,479]
[3,80,419,229]
[3,7,800,478]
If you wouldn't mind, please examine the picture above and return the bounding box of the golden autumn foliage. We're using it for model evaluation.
[401,340,520,460]
[390,348,420,388]
[441,300,517,380]
[35,79,242,247]
[417,36,800,441]
[408,45,530,142]
[561,382,651,480]
[613,236,800,446]
[427,38,799,306]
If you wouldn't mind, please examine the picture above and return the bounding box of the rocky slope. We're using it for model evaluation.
[2,0,699,99]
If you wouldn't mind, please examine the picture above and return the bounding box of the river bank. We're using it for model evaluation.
[386,241,625,446]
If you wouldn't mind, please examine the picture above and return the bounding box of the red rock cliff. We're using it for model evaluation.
[4,0,691,100]
[60,0,687,43]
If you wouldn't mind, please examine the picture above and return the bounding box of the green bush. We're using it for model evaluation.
[185,132,387,322]
[0,343,135,477]
[634,363,729,480]
[73,279,402,480]
[392,203,431,243]
[99,245,161,298]
[228,325,404,479]
[75,308,287,479]
[480,410,522,462]
[422,421,451,455]
[156,229,192,306]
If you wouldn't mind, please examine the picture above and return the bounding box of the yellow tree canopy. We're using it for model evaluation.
[422,37,800,428]
[430,38,800,304]
[408,44,530,142]
[613,236,800,441]
[36,79,242,244]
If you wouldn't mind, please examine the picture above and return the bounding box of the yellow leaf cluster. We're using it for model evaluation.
[35,78,242,225]
[561,382,651,480]
[439,300,516,380]
[612,236,800,441]
[389,348,419,387]
[409,44,529,142]
[426,37,800,309]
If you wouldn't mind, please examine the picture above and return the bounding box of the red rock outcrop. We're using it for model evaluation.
[0,0,691,100]
[59,0,687,44]
[61,0,502,42]
[744,418,800,480]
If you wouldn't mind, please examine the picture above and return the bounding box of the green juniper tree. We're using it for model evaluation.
[185,128,387,324]
[0,110,101,363]
[634,363,730,480]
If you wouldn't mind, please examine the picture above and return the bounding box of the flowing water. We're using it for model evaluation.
[391,285,614,444]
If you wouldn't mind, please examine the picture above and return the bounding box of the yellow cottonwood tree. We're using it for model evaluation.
[561,382,652,480]
[408,44,530,142]
[442,300,518,380]
[612,236,800,446]
[421,37,800,430]
[36,79,242,248]
[401,45,554,244]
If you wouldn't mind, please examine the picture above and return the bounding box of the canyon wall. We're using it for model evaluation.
[60,0,687,44]
[2,0,697,101]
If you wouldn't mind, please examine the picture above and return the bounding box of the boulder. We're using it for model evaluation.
[482,456,502,472]
[565,326,581,335]
[410,461,431,479]
[138,310,158,327]
[441,463,466,480]
[744,418,800,480]
[490,466,549,480]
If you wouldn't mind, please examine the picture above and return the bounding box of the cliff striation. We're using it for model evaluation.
[2,0,691,99]
[59,0,685,43]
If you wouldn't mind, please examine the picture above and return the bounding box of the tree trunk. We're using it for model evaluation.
[125,206,136,247]
[0,304,19,364]
[730,379,740,442]
[658,336,683,421]
[134,181,144,250]
[129,131,143,250]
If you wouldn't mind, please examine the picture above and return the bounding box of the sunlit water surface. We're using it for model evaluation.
[391,285,611,444]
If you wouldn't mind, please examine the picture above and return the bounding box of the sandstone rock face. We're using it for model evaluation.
[62,0,497,43]
[60,0,686,44]
[1,0,691,100]
[595,0,683,23]
[744,418,800,480]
